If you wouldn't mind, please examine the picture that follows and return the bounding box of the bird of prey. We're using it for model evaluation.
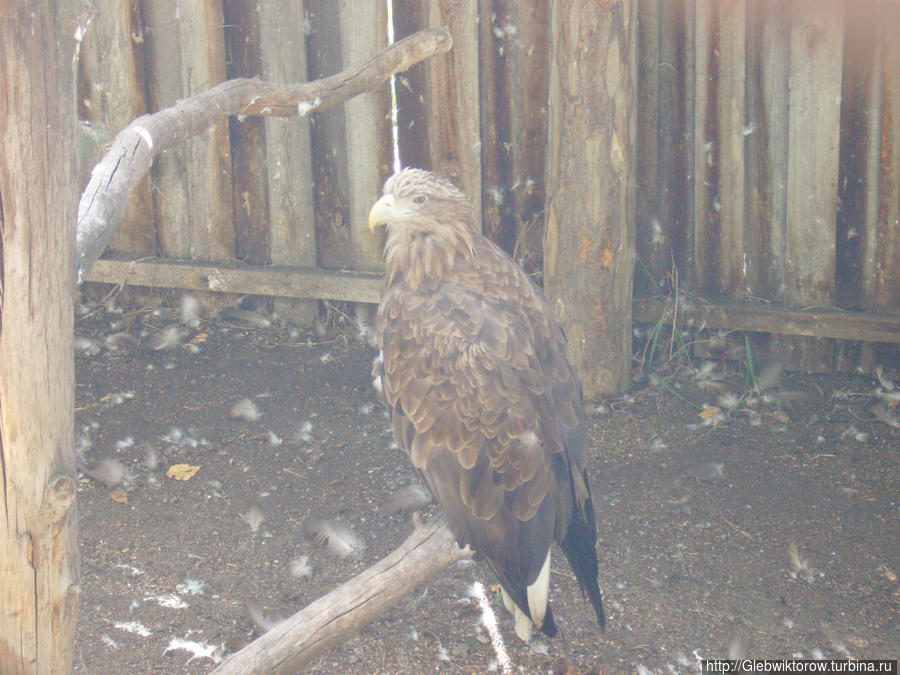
[368,168,605,641]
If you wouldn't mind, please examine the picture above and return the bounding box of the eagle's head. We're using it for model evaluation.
[369,168,476,289]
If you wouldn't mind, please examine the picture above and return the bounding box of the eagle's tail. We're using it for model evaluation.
[560,503,606,631]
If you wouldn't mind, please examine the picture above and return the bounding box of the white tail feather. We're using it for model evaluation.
[526,550,551,631]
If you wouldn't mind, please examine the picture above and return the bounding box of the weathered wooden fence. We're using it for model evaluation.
[79,0,900,373]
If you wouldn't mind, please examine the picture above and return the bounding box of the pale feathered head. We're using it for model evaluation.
[369,169,476,289]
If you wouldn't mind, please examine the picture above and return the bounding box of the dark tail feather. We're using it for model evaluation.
[560,506,606,632]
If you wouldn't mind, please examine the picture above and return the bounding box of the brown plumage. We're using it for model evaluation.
[369,168,605,640]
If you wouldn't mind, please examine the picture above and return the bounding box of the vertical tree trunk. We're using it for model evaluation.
[0,2,80,673]
[544,0,637,399]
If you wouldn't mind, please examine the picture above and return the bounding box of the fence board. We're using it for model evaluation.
[142,0,235,261]
[746,0,790,300]
[635,0,660,293]
[393,0,482,220]
[777,0,845,370]
[223,1,268,264]
[870,3,900,312]
[79,0,155,257]
[693,1,746,298]
[340,1,393,273]
[259,0,319,324]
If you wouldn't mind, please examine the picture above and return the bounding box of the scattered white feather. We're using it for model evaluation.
[220,307,271,328]
[358,402,375,415]
[81,458,132,488]
[788,541,819,583]
[319,352,332,363]
[383,484,431,514]
[840,425,869,442]
[650,437,668,451]
[690,462,726,482]
[755,361,783,392]
[782,618,794,629]
[229,398,260,422]
[717,392,740,410]
[163,637,221,664]
[353,303,379,347]
[176,579,206,596]
[242,502,265,533]
[289,555,312,578]
[114,620,151,637]
[875,364,894,391]
[144,325,182,351]
[142,445,159,470]
[303,518,365,558]
[75,336,101,356]
[100,633,119,650]
[115,436,134,451]
[146,593,188,609]
[104,332,139,351]
[180,293,201,326]
[436,647,451,662]
[810,647,825,660]
[295,420,313,443]
[114,563,144,577]
[244,598,285,633]
[266,430,283,446]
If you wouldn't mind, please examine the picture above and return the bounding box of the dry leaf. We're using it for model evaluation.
[880,564,898,583]
[771,410,790,423]
[167,464,200,481]
[698,406,721,420]
[110,488,129,504]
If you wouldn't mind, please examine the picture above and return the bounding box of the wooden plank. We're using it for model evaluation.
[392,0,429,170]
[79,0,155,257]
[394,0,482,218]
[778,0,844,371]
[869,1,900,311]
[341,1,393,272]
[693,1,746,298]
[635,0,661,294]
[477,0,506,247]
[306,1,352,269]
[84,258,383,304]
[746,0,791,299]
[222,0,269,264]
[142,0,235,261]
[633,296,900,345]
[259,0,319,324]
[505,0,550,274]
[785,0,843,304]
[544,0,638,398]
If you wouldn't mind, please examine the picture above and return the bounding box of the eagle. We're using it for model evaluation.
[368,168,605,641]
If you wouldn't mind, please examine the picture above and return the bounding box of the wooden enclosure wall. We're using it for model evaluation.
[78,0,900,371]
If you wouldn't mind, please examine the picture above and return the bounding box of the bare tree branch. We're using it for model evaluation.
[211,517,471,675]
[75,27,453,283]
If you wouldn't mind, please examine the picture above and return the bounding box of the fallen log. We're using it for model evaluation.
[211,517,470,674]
[75,27,453,283]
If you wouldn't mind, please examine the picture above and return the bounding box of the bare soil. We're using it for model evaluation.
[72,300,900,674]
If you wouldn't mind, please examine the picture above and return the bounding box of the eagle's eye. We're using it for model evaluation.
[412,194,427,205]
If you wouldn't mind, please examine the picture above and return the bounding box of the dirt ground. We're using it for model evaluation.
[71,296,900,674]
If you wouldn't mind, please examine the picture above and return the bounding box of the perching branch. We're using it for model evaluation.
[210,517,471,675]
[75,27,453,283]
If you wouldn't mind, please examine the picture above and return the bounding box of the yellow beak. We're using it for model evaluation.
[368,194,394,232]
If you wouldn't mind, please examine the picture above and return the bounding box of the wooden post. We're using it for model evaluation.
[0,2,80,672]
[544,1,637,399]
